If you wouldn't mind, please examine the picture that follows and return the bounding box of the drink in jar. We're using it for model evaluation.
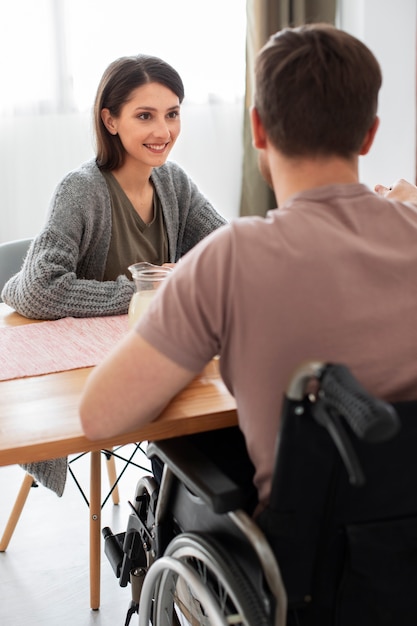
[128,291,156,327]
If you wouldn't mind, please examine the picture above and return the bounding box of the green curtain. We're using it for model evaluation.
[240,0,337,217]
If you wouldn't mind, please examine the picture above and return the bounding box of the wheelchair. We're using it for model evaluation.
[103,361,417,626]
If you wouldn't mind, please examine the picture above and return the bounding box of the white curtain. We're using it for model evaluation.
[0,0,247,243]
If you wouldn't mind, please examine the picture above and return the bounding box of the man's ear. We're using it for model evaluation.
[360,116,380,155]
[101,108,118,135]
[250,106,267,149]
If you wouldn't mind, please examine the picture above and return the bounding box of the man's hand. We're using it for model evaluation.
[375,179,417,203]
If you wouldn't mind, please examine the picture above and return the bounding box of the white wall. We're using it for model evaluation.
[338,0,416,188]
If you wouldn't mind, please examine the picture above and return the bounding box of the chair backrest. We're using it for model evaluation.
[0,238,33,302]
[258,363,417,626]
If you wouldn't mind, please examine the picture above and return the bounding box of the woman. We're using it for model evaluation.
[2,55,226,320]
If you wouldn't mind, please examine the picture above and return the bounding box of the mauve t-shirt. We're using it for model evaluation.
[137,183,417,508]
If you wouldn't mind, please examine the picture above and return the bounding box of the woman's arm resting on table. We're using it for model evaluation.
[79,331,195,440]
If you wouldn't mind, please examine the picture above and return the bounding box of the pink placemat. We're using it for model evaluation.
[0,315,129,381]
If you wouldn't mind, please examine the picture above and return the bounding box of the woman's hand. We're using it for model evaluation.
[375,178,417,203]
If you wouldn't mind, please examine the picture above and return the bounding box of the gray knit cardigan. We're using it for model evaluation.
[2,159,227,320]
[3,159,227,495]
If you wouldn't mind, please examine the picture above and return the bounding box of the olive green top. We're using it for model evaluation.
[102,171,168,280]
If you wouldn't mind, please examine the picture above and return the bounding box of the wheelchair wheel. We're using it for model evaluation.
[139,532,271,626]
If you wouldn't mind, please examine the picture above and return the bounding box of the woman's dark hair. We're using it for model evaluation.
[254,23,382,158]
[94,54,185,170]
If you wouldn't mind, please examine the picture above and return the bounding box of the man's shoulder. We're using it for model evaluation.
[188,216,270,265]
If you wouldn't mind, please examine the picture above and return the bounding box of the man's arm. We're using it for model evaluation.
[79,330,196,440]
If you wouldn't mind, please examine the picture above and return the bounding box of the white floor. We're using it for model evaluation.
[0,445,152,626]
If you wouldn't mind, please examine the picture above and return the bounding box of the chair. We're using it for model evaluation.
[0,237,147,609]
[0,239,40,546]
[0,237,33,302]
[102,361,417,626]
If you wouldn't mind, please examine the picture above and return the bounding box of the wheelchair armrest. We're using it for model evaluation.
[147,437,248,514]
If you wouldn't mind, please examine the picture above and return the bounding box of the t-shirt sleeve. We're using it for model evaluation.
[136,226,233,372]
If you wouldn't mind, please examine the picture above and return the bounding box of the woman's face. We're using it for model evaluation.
[102,82,181,169]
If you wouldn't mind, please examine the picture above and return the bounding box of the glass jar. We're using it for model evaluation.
[128,262,173,328]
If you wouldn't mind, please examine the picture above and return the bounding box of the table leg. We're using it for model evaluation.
[90,451,101,610]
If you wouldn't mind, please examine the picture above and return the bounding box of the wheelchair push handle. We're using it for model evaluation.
[316,363,400,443]
[286,362,401,486]
[287,361,400,443]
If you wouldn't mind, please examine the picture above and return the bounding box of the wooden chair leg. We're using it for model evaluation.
[0,472,35,552]
[105,450,120,505]
[90,451,101,610]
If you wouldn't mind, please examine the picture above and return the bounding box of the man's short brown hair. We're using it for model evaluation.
[254,23,382,158]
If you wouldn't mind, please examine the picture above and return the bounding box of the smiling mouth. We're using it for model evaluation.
[144,143,169,153]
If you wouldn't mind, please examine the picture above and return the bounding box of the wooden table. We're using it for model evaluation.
[0,303,237,609]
